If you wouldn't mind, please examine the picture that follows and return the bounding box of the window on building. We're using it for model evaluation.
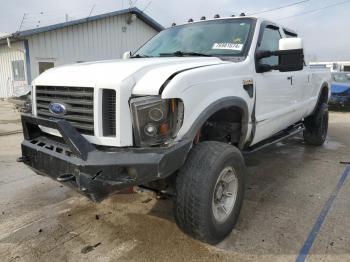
[12,60,25,81]
[258,26,281,66]
[38,62,55,75]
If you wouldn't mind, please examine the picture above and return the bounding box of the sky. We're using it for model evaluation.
[0,0,349,61]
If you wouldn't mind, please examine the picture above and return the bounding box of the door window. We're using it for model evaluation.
[258,26,281,66]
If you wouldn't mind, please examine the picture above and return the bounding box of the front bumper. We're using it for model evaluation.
[19,114,192,201]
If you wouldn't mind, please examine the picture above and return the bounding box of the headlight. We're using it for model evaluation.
[130,96,184,147]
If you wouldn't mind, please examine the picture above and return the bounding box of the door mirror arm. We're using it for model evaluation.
[255,50,273,60]
[256,63,273,73]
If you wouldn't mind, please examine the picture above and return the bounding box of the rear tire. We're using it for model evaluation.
[303,103,329,146]
[173,141,245,244]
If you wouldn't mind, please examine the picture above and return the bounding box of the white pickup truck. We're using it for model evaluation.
[19,16,330,244]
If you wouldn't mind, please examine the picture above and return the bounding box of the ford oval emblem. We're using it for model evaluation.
[48,102,67,116]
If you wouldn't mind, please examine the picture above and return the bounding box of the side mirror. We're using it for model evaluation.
[256,38,304,73]
[123,51,132,59]
[278,38,304,72]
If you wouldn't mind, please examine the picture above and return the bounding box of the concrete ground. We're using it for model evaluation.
[0,101,21,135]
[0,100,349,262]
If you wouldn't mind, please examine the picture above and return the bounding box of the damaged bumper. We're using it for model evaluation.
[19,114,191,202]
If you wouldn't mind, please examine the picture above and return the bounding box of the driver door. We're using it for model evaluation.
[252,24,297,144]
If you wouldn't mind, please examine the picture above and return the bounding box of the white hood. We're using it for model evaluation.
[34,57,226,95]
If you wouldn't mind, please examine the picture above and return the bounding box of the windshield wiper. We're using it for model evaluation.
[131,54,152,58]
[159,51,212,57]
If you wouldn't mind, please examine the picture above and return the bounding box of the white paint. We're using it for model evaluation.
[33,57,226,147]
[31,17,331,148]
[279,38,303,50]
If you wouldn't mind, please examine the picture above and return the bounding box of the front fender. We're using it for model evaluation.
[160,61,255,149]
[180,97,250,149]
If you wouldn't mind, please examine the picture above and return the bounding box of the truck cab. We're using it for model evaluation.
[19,16,330,244]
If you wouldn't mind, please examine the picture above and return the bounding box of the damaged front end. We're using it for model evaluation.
[19,114,191,202]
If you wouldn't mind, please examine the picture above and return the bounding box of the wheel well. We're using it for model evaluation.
[318,84,329,107]
[197,106,243,146]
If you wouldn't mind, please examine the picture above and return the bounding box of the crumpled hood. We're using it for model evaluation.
[34,57,226,94]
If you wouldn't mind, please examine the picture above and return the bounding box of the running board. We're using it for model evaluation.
[243,123,305,155]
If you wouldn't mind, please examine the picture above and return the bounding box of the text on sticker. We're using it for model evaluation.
[212,43,243,51]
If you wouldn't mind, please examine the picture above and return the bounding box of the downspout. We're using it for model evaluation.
[23,40,32,85]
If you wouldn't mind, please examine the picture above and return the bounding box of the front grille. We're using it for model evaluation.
[102,89,116,137]
[36,86,94,135]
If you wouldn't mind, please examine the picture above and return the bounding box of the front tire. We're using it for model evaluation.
[173,141,245,244]
[303,103,329,146]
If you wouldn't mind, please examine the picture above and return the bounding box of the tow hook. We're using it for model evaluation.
[57,173,76,182]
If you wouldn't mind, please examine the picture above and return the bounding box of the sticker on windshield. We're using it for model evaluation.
[212,43,243,51]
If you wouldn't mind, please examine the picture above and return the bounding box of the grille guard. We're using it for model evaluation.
[22,114,96,161]
[19,114,192,201]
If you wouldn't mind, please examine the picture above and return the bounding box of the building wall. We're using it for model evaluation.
[0,41,28,98]
[27,13,157,81]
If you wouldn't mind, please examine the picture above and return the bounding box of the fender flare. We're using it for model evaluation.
[311,82,329,115]
[182,97,250,149]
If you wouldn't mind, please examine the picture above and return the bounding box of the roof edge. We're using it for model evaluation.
[1,7,164,40]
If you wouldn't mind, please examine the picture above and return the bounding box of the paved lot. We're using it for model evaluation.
[0,101,349,262]
[0,101,21,135]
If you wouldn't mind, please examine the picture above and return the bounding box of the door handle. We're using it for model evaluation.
[287,76,293,85]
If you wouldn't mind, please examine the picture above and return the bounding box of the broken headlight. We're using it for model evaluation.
[130,96,184,147]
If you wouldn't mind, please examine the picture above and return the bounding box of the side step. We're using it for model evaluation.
[243,123,305,155]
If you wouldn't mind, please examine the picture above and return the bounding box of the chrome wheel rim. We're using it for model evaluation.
[212,166,238,224]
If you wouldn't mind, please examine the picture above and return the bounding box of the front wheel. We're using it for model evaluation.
[173,141,245,244]
[303,103,329,146]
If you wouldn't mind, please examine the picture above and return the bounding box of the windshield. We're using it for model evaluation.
[134,19,254,57]
[332,73,350,83]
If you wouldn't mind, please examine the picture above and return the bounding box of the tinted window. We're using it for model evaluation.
[258,26,281,66]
